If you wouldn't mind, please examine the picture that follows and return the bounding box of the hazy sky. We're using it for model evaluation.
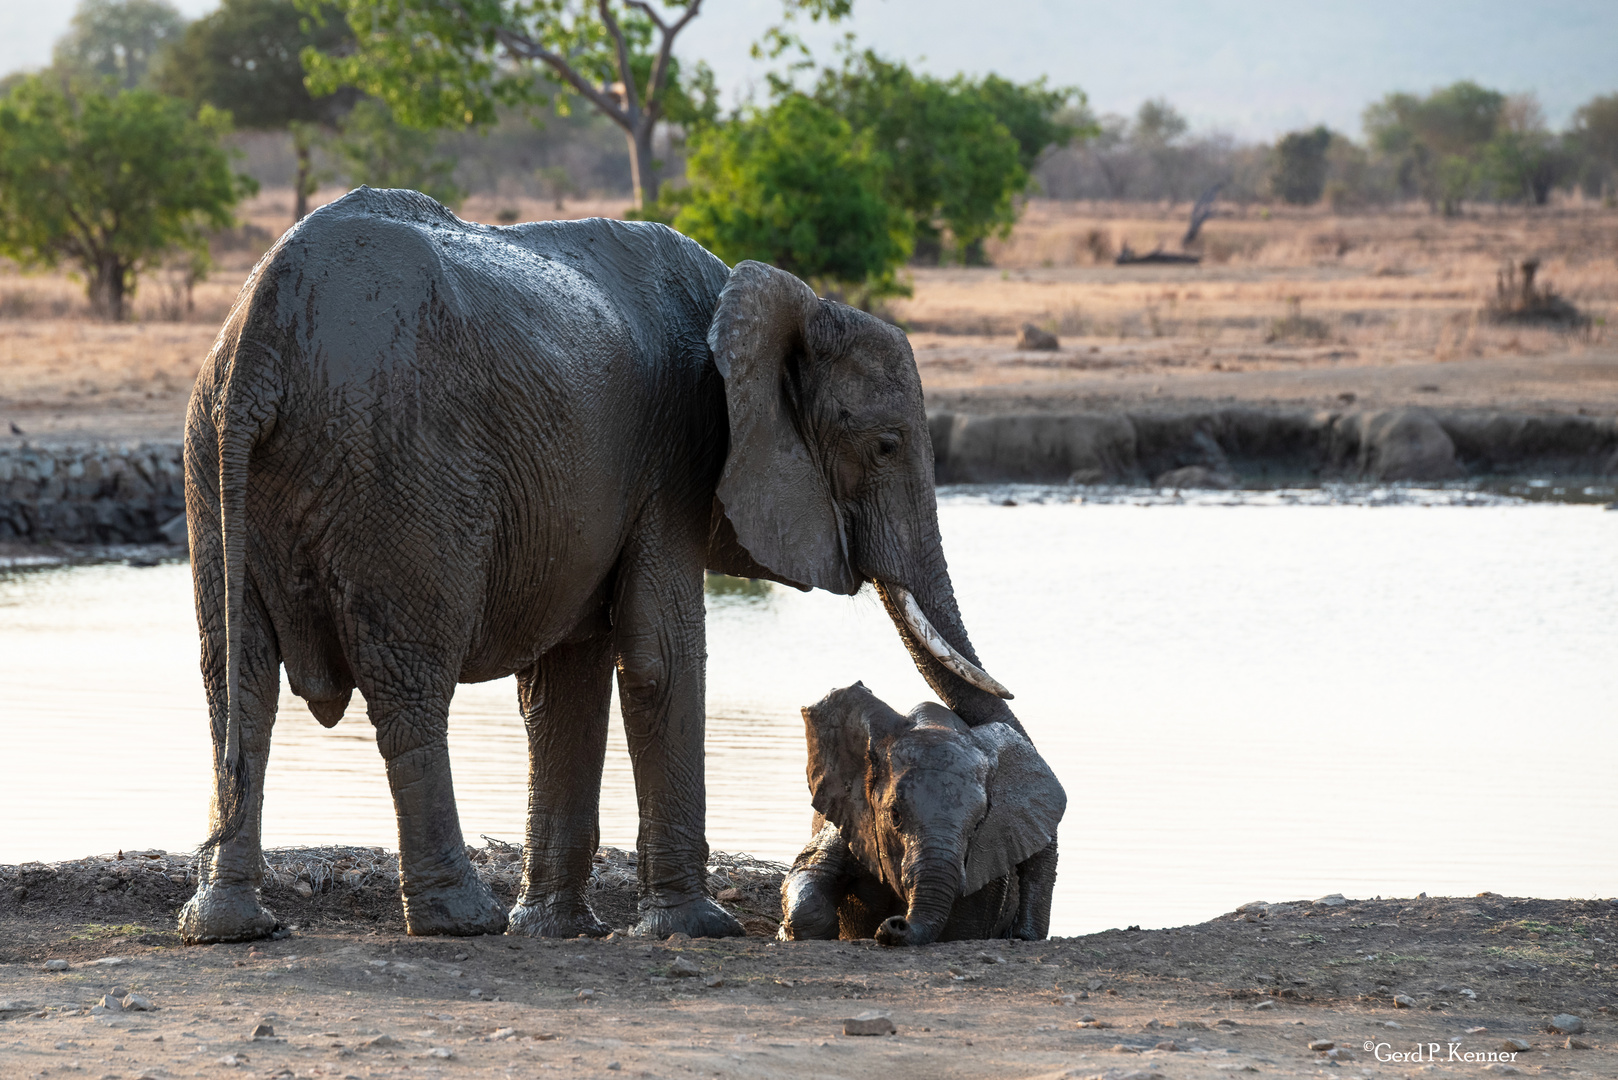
[6,0,1615,139]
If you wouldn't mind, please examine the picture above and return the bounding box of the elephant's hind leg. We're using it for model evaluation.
[179,583,282,945]
[363,651,507,937]
[507,630,614,938]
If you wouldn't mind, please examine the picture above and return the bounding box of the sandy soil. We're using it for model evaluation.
[2,197,1613,447]
[2,847,1615,1079]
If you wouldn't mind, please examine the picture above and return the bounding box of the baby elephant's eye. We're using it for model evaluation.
[875,433,901,457]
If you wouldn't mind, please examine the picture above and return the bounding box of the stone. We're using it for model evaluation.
[665,933,691,944]
[716,888,741,901]
[120,994,153,1012]
[365,1035,398,1048]
[10,886,24,901]
[1549,1013,1584,1034]
[1392,994,1416,1008]
[1482,1066,1521,1075]
[1215,1019,1240,1027]
[1235,901,1270,914]
[158,513,188,548]
[1566,1037,1592,1050]
[1153,1040,1183,1051]
[701,975,724,988]
[1379,1021,1401,1028]
[218,1053,241,1066]
[576,989,596,1000]
[251,1023,275,1039]
[427,1047,453,1059]
[1015,323,1059,351]
[1155,465,1233,490]
[1466,1026,1488,1034]
[44,960,68,972]
[669,956,701,978]
[843,1012,895,1036]
[1250,1000,1275,1011]
[1172,1019,1207,1030]
[1314,894,1348,907]
[97,995,124,1012]
[1307,1040,1335,1051]
[293,880,314,899]
[1501,1038,1530,1051]
[1324,1048,1354,1061]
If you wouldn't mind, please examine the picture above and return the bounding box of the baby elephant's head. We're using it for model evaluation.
[802,682,1065,946]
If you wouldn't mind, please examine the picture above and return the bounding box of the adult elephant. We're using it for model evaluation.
[180,187,1022,944]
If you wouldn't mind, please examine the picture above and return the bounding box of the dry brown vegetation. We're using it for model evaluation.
[3,192,1615,445]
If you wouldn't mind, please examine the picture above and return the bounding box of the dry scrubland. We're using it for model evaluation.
[1,846,1615,1079]
[1,194,1616,446]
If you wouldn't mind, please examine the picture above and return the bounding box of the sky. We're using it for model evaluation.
[5,0,1615,140]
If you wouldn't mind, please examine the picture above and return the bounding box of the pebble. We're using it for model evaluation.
[701,975,724,988]
[607,1062,622,1071]
[218,1054,241,1066]
[669,956,701,978]
[97,995,123,1012]
[1549,1013,1584,1034]
[1153,1040,1183,1051]
[1250,1000,1275,1011]
[44,960,68,972]
[427,1047,454,1059]
[1392,994,1416,1008]
[1482,1065,1521,1075]
[1314,894,1348,907]
[1307,1040,1335,1051]
[365,1035,398,1048]
[1565,1036,1592,1050]
[1500,1038,1530,1051]
[1324,1048,1354,1061]
[665,933,691,945]
[576,989,596,1000]
[1215,1019,1240,1027]
[293,881,314,899]
[250,1023,274,1039]
[1466,1026,1488,1034]
[120,994,152,1012]
[843,1011,895,1037]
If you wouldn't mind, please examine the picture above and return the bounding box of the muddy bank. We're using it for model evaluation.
[0,443,185,545]
[931,407,1618,487]
[3,847,1616,1079]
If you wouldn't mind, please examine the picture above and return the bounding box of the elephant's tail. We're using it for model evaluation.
[198,358,273,860]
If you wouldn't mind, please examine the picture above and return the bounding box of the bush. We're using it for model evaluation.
[1270,126,1332,205]
[671,95,912,301]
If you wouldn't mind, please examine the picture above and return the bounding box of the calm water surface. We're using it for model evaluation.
[3,491,1615,935]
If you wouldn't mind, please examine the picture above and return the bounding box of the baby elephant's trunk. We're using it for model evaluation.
[874,856,960,946]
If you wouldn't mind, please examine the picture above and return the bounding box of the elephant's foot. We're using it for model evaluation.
[632,895,744,939]
[178,885,279,945]
[506,896,609,939]
[402,875,508,937]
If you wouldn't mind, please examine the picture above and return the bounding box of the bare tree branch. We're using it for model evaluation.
[640,0,702,123]
[596,0,641,123]
[492,25,630,129]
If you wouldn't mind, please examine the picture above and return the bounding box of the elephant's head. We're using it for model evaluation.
[707,261,1020,730]
[802,683,1065,946]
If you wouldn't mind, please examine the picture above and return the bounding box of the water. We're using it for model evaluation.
[3,490,1615,935]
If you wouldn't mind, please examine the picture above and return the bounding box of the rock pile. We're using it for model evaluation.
[0,443,185,544]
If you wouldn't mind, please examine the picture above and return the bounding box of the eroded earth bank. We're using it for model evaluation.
[2,847,1615,1080]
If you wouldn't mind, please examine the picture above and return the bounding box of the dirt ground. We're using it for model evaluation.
[2,846,1615,1079]
[2,195,1614,447]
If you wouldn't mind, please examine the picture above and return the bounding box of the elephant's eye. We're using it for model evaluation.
[875,433,901,457]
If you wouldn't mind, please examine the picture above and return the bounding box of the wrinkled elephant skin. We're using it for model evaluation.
[179,189,1025,944]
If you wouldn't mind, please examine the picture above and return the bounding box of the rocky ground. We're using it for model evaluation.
[2,846,1615,1079]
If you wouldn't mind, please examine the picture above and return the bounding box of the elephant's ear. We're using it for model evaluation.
[708,261,858,595]
[802,683,907,874]
[962,724,1067,895]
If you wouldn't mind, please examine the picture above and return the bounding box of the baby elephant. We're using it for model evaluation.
[779,683,1065,945]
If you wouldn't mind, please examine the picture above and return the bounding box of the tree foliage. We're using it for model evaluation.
[1363,81,1505,214]
[53,0,188,90]
[0,76,253,320]
[672,95,910,299]
[1270,125,1331,205]
[1570,93,1618,197]
[157,0,355,129]
[812,52,1082,264]
[298,0,848,207]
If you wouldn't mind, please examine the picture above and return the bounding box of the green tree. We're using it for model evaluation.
[1364,81,1505,214]
[1480,94,1567,205]
[1569,92,1618,198]
[1131,98,1192,202]
[327,98,464,207]
[672,95,910,300]
[815,53,1069,264]
[299,0,849,210]
[0,76,254,320]
[53,0,188,90]
[157,0,357,222]
[1270,125,1332,205]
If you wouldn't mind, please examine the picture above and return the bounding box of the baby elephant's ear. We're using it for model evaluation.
[962,724,1067,896]
[802,683,905,872]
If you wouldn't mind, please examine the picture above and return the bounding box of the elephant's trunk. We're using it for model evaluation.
[874,536,1024,736]
[875,854,961,947]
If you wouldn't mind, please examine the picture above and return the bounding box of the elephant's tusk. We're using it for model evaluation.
[892,586,1014,700]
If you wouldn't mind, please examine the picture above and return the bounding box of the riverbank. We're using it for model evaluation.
[1,847,1614,1079]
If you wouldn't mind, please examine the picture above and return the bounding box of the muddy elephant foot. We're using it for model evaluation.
[178,885,280,945]
[506,897,609,938]
[632,896,744,939]
[402,875,508,937]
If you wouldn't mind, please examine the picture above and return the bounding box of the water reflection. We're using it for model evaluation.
[703,572,775,602]
[2,496,1615,936]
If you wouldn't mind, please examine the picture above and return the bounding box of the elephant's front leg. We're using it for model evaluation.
[507,629,614,937]
[368,672,507,937]
[178,589,282,945]
[1011,838,1059,941]
[614,537,743,939]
